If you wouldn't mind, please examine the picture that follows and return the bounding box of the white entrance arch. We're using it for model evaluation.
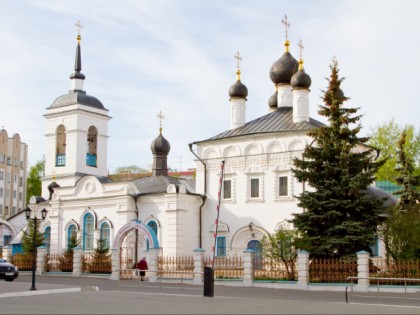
[110,220,159,280]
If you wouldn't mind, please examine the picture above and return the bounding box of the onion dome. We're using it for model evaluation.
[268,88,278,110]
[151,130,171,156]
[291,59,311,89]
[269,40,299,85]
[229,70,248,98]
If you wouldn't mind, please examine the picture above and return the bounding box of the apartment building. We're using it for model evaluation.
[0,129,28,220]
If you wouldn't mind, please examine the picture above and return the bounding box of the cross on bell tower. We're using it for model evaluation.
[75,20,83,41]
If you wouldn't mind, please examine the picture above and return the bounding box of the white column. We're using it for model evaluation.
[36,246,47,275]
[230,98,246,129]
[110,248,120,280]
[277,84,293,108]
[292,88,310,123]
[356,250,370,291]
[1,246,11,260]
[193,248,205,284]
[242,250,254,287]
[297,250,309,289]
[72,247,83,277]
[146,248,161,283]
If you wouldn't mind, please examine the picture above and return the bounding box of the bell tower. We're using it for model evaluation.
[42,21,111,198]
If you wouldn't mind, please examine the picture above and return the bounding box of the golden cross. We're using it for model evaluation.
[157,110,165,132]
[234,51,242,71]
[281,14,291,40]
[75,20,83,36]
[298,39,304,59]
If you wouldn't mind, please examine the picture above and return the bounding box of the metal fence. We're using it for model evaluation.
[203,256,244,279]
[370,258,420,285]
[10,253,34,271]
[82,253,112,274]
[309,257,357,283]
[45,252,73,272]
[158,255,194,278]
[253,257,297,281]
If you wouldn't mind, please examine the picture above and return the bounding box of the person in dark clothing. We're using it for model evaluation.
[137,257,148,281]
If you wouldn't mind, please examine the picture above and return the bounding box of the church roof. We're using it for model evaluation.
[133,175,196,195]
[194,107,324,144]
[48,91,107,110]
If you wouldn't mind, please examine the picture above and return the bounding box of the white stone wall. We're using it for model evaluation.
[195,131,311,254]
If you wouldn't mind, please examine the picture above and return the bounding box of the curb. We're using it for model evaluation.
[0,287,82,299]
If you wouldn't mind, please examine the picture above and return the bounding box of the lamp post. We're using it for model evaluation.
[24,207,47,291]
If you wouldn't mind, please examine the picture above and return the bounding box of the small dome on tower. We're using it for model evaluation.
[291,69,311,89]
[151,132,171,156]
[229,79,248,98]
[268,90,278,109]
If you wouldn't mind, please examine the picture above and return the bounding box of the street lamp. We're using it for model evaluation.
[24,207,47,291]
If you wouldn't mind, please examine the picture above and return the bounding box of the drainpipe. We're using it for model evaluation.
[189,142,207,249]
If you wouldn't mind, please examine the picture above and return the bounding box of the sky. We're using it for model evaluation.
[0,0,418,172]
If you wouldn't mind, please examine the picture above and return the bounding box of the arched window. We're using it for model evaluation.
[56,125,66,166]
[146,221,158,250]
[100,222,110,251]
[44,226,51,253]
[86,126,97,167]
[83,213,94,251]
[68,224,77,251]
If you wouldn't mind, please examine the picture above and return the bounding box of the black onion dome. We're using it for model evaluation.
[229,80,248,98]
[268,91,278,109]
[291,70,312,89]
[151,133,171,156]
[269,52,299,85]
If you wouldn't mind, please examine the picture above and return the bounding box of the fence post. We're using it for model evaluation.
[243,249,254,287]
[146,247,161,283]
[36,246,47,275]
[193,248,205,284]
[1,246,11,261]
[356,250,370,291]
[72,247,83,277]
[109,248,120,280]
[297,250,309,289]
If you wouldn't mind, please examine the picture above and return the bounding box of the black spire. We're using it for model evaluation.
[70,36,86,80]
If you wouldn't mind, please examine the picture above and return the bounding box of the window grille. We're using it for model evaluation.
[216,237,226,256]
[279,176,288,196]
[223,180,232,199]
[250,178,259,198]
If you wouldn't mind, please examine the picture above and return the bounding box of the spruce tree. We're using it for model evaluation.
[22,219,45,253]
[291,59,386,258]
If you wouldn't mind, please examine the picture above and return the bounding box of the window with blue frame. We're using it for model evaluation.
[44,226,51,252]
[68,224,77,250]
[83,213,94,251]
[86,126,98,167]
[3,235,12,246]
[100,222,110,250]
[216,236,226,256]
[370,235,379,257]
[146,221,158,250]
[56,124,66,166]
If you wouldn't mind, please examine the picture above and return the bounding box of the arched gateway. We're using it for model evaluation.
[110,220,159,280]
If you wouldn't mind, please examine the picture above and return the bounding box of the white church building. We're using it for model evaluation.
[26,23,392,271]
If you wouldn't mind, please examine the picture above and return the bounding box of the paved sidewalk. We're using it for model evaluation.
[0,280,83,298]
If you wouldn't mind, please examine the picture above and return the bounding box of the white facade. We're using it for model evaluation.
[194,131,311,256]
